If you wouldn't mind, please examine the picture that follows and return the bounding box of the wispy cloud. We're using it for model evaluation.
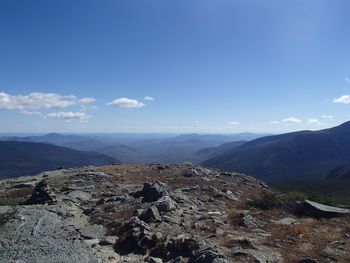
[281,117,302,123]
[322,114,333,119]
[144,96,155,101]
[79,97,96,104]
[346,77,350,84]
[47,111,91,122]
[0,92,76,111]
[308,118,321,124]
[270,121,280,124]
[108,97,145,108]
[227,121,240,125]
[333,95,350,104]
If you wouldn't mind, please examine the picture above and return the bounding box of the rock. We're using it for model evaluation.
[99,236,117,246]
[140,206,162,223]
[155,195,178,213]
[192,247,230,263]
[184,168,199,177]
[79,223,106,239]
[259,182,269,189]
[0,206,97,263]
[225,190,238,201]
[114,217,163,254]
[66,190,92,203]
[146,256,163,263]
[134,208,145,217]
[274,217,300,225]
[137,181,170,202]
[298,258,320,263]
[239,213,266,229]
[301,200,350,217]
[25,179,56,205]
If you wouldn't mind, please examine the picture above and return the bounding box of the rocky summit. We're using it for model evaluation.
[0,164,349,263]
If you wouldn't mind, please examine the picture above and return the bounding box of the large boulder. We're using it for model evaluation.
[137,181,170,202]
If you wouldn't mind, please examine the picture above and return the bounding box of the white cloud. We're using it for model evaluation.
[270,121,280,124]
[108,97,145,108]
[144,96,155,101]
[227,121,240,125]
[47,111,91,122]
[333,95,350,104]
[281,117,302,123]
[308,118,321,124]
[322,114,333,119]
[20,110,43,116]
[79,97,96,104]
[0,92,76,111]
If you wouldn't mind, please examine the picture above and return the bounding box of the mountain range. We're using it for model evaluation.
[0,141,118,179]
[203,121,350,182]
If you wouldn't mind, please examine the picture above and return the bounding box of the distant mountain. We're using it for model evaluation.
[94,145,139,163]
[172,133,270,143]
[203,121,350,182]
[0,132,269,165]
[0,133,107,151]
[327,163,350,180]
[0,141,118,179]
[195,141,247,161]
[128,139,220,163]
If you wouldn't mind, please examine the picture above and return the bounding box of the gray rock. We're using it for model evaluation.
[138,181,170,202]
[302,200,350,217]
[239,214,266,229]
[66,190,92,203]
[114,217,162,254]
[79,223,106,239]
[274,217,300,226]
[140,206,162,223]
[155,195,178,213]
[0,206,97,263]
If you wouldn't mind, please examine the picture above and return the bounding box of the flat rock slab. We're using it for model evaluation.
[304,200,350,214]
[0,205,98,263]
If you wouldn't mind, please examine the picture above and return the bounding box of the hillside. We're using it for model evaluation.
[195,140,247,161]
[203,121,350,182]
[327,163,350,180]
[0,141,118,179]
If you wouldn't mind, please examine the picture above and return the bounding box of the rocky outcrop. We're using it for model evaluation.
[1,164,349,262]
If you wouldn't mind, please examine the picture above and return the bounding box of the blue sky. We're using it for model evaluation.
[1,0,350,133]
